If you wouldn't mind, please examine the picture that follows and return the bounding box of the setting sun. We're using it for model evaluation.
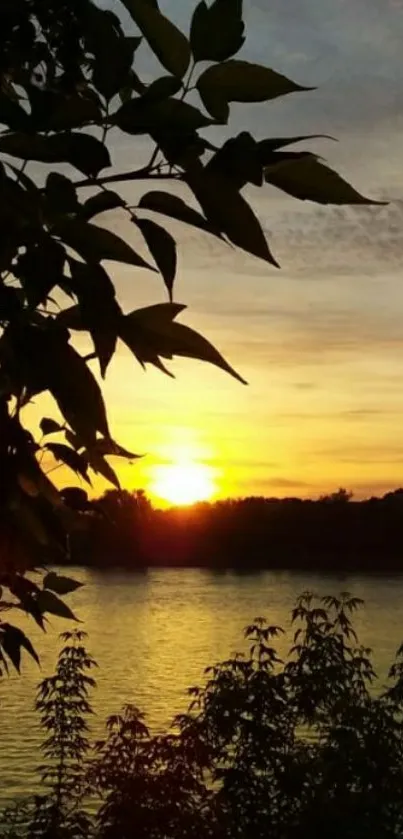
[150,462,217,506]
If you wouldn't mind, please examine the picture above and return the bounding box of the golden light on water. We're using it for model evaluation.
[150,461,217,506]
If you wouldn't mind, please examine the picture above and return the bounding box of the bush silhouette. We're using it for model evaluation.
[3,594,403,838]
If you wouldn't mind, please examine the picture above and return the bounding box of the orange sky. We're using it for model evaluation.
[24,0,403,504]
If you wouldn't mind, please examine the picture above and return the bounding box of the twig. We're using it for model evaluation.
[73,168,180,189]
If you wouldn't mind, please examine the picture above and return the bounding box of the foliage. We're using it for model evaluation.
[0,1,377,654]
[62,487,403,572]
[1,630,96,839]
[4,595,403,838]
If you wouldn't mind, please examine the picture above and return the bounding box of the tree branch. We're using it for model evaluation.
[73,167,181,189]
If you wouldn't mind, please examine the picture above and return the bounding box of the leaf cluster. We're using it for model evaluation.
[0,0,379,647]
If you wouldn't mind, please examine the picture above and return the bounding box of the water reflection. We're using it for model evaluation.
[1,567,403,804]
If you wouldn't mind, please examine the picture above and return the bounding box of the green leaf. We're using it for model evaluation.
[43,572,84,596]
[264,154,380,204]
[138,191,221,237]
[141,75,183,103]
[40,418,63,436]
[55,219,154,269]
[113,97,211,135]
[190,0,245,63]
[45,442,91,484]
[0,624,39,672]
[80,190,124,222]
[45,173,78,217]
[137,218,177,301]
[0,133,110,176]
[121,0,191,77]
[68,260,122,377]
[197,60,311,122]
[120,303,246,383]
[37,590,79,622]
[187,168,279,266]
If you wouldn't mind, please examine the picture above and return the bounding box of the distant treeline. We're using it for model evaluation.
[57,486,403,572]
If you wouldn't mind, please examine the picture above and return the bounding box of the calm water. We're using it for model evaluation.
[2,567,403,805]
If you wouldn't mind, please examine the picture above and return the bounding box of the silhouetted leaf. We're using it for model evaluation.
[139,191,221,237]
[91,439,142,460]
[154,129,215,169]
[0,285,22,321]
[187,168,279,265]
[197,60,311,121]
[45,95,102,130]
[37,590,79,622]
[50,343,110,444]
[190,0,245,63]
[264,154,379,204]
[6,163,38,194]
[56,305,85,331]
[0,132,110,176]
[45,173,78,216]
[69,260,122,377]
[164,321,248,383]
[80,190,124,222]
[122,0,191,78]
[40,418,63,436]
[121,303,246,383]
[120,303,184,373]
[14,237,66,308]
[124,301,186,328]
[206,131,263,189]
[113,97,211,135]
[87,4,142,99]
[0,624,39,672]
[56,220,153,269]
[257,134,335,161]
[5,323,110,441]
[43,572,84,596]
[141,75,182,103]
[0,94,30,131]
[137,218,177,300]
[45,442,91,484]
[85,450,120,489]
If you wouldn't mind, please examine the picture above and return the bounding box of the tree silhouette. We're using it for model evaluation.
[0,0,379,664]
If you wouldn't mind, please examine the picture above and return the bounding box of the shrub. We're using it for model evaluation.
[4,594,403,838]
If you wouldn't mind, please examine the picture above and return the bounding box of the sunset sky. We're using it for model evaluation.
[28,0,403,503]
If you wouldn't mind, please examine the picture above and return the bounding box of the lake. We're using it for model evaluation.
[1,566,403,806]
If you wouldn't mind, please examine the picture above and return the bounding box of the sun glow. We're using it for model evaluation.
[150,461,217,506]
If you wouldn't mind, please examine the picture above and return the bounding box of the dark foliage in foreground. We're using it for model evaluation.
[3,594,403,838]
[0,0,378,663]
[66,486,403,571]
